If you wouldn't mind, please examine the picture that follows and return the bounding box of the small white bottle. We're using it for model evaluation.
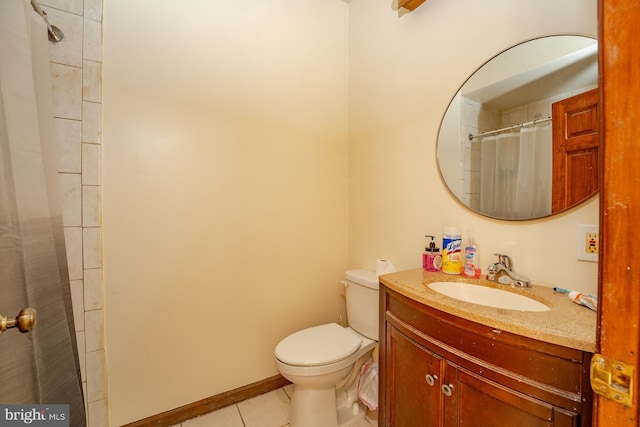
[462,230,480,278]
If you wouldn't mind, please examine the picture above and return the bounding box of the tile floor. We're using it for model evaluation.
[171,385,378,427]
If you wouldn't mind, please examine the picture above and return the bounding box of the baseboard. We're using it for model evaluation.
[122,374,291,427]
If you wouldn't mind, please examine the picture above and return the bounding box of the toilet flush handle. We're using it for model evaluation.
[340,280,349,288]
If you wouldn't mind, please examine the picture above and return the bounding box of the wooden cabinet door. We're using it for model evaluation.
[453,367,579,427]
[381,286,592,427]
[385,325,443,427]
[551,88,599,212]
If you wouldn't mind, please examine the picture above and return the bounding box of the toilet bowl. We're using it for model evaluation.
[274,269,380,427]
[275,323,377,427]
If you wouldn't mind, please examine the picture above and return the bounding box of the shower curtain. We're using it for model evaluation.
[0,1,86,425]
[479,124,552,219]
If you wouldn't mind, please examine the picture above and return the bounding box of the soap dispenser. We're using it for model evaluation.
[423,235,442,272]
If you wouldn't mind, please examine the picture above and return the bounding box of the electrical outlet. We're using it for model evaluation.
[586,232,599,254]
[577,225,599,262]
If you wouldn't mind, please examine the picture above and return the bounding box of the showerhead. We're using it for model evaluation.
[47,25,64,42]
[30,0,64,43]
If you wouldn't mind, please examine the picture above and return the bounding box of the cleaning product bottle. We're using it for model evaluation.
[423,235,442,272]
[442,226,462,274]
[462,230,481,278]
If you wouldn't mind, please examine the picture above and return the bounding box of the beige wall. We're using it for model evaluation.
[102,0,599,425]
[102,1,350,424]
[348,0,599,293]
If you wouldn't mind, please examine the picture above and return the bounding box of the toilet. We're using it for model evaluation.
[274,269,379,427]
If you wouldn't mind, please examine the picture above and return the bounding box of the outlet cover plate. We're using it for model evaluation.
[577,224,599,262]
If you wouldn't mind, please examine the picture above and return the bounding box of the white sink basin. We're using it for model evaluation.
[428,281,550,312]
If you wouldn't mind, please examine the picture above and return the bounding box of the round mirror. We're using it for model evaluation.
[437,35,598,220]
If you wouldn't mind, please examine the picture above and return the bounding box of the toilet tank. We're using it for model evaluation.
[344,269,379,340]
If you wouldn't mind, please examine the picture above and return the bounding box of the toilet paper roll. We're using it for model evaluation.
[376,259,397,277]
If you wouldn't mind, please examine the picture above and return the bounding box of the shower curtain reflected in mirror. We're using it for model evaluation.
[0,1,85,425]
[479,124,552,220]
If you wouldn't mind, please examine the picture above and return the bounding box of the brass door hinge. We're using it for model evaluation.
[590,353,634,406]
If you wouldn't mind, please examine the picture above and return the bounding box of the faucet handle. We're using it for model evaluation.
[486,262,504,281]
[493,253,512,271]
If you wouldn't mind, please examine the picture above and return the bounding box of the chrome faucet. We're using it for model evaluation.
[486,254,531,287]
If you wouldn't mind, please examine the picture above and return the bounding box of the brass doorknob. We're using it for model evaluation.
[0,308,37,335]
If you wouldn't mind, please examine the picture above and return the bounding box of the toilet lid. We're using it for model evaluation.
[275,323,362,366]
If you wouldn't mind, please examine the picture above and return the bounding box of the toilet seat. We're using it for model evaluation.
[275,323,362,366]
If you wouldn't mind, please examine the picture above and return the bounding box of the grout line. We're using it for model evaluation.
[234,404,246,427]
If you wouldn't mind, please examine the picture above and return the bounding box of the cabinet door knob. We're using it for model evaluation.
[425,374,438,386]
[441,383,454,397]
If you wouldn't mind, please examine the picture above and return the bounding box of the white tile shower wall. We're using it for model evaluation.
[460,97,479,206]
[45,0,107,425]
[460,97,500,207]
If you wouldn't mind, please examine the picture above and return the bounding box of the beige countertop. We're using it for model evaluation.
[379,269,597,353]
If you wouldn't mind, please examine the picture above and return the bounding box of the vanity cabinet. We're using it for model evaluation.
[380,285,593,427]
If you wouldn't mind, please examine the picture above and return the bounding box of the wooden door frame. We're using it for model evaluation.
[596,0,640,425]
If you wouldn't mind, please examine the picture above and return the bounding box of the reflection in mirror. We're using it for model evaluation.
[437,35,598,220]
